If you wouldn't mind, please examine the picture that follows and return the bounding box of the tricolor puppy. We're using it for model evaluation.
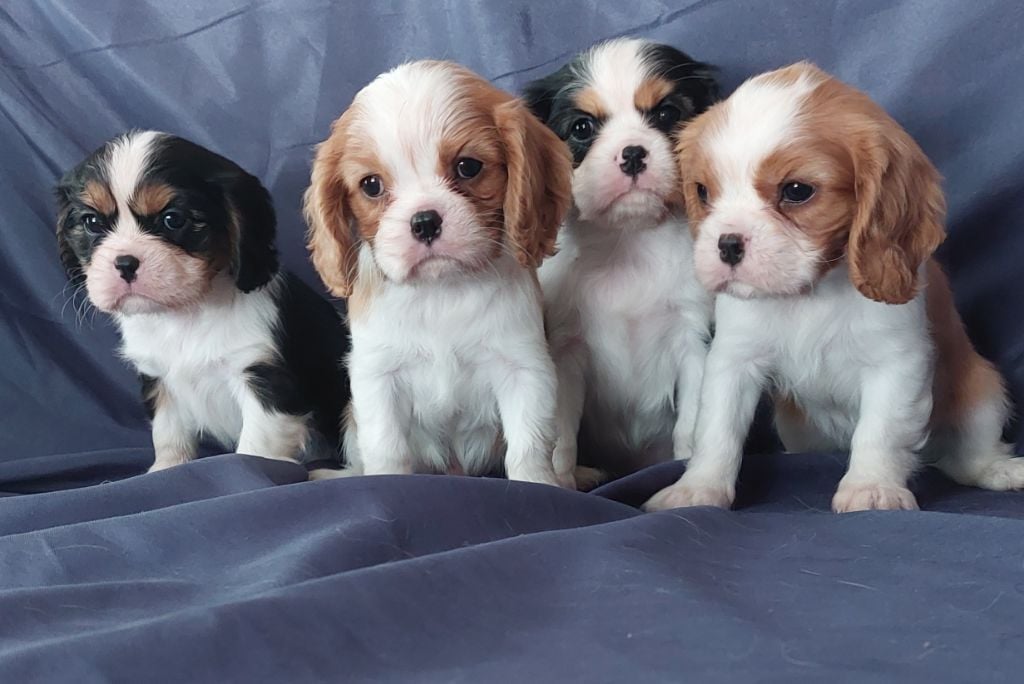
[304,61,573,485]
[647,63,1022,513]
[56,131,351,472]
[523,39,719,482]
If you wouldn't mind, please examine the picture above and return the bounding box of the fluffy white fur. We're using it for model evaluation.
[344,250,558,484]
[119,274,315,472]
[542,39,712,480]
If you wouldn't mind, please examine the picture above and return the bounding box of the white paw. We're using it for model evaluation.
[507,465,560,488]
[672,440,694,462]
[308,467,360,481]
[969,457,1024,491]
[832,481,918,513]
[555,470,578,490]
[147,455,192,473]
[643,479,735,512]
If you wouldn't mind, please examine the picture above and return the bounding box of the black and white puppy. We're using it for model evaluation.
[524,38,719,483]
[56,131,351,472]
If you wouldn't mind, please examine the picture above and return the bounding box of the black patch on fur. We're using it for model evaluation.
[245,272,352,460]
[522,57,599,166]
[523,42,720,166]
[146,136,279,292]
[139,373,160,420]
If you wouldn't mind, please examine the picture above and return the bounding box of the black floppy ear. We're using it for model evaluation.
[54,184,84,284]
[522,62,575,124]
[224,171,279,293]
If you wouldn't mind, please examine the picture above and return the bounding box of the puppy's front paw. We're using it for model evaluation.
[507,464,561,488]
[969,457,1024,491]
[832,481,918,513]
[643,479,735,511]
[147,453,192,473]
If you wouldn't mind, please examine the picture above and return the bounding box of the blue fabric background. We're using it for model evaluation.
[1,1,1022,681]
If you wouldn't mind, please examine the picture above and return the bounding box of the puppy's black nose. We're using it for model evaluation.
[619,145,648,177]
[718,234,745,266]
[410,210,442,245]
[114,254,140,283]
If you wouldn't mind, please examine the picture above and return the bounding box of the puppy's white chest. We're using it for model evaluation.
[117,287,278,445]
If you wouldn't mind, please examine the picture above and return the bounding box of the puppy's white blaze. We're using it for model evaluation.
[706,73,820,200]
[355,62,462,186]
[583,38,651,115]
[106,130,163,212]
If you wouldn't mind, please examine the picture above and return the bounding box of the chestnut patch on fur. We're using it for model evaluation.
[634,76,674,111]
[574,87,608,120]
[80,180,116,216]
[132,183,176,216]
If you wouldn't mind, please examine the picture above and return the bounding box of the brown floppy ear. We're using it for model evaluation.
[847,122,946,304]
[304,115,358,297]
[494,99,573,268]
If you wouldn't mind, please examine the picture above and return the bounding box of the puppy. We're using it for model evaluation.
[523,39,719,483]
[304,61,572,486]
[57,131,351,472]
[647,63,1022,513]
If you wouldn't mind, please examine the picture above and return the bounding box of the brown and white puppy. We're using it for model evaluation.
[646,63,1022,513]
[304,61,573,486]
[57,131,351,473]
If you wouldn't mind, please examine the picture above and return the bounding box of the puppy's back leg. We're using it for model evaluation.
[932,359,1023,490]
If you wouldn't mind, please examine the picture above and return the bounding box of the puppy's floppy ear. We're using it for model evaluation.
[847,120,946,304]
[224,171,279,293]
[54,184,84,284]
[304,115,357,297]
[494,99,573,268]
[522,63,574,124]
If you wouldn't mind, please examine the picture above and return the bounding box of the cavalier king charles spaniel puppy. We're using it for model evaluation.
[523,39,719,483]
[304,61,573,486]
[57,131,351,472]
[647,63,1022,513]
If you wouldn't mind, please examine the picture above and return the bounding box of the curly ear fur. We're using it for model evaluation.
[846,109,946,304]
[54,186,85,285]
[304,114,357,297]
[494,99,573,268]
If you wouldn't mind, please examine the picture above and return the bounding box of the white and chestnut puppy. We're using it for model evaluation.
[647,63,1022,513]
[57,131,351,472]
[523,39,719,483]
[304,61,573,486]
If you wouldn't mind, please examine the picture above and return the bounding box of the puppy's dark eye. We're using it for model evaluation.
[81,213,106,234]
[455,158,483,180]
[653,103,682,131]
[696,183,709,205]
[780,182,815,204]
[360,175,384,198]
[161,209,189,231]
[571,117,595,142]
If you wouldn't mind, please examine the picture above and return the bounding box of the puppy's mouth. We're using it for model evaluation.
[105,291,169,315]
[406,253,469,280]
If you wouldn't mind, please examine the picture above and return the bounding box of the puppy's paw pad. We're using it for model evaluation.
[643,482,734,511]
[832,483,918,512]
